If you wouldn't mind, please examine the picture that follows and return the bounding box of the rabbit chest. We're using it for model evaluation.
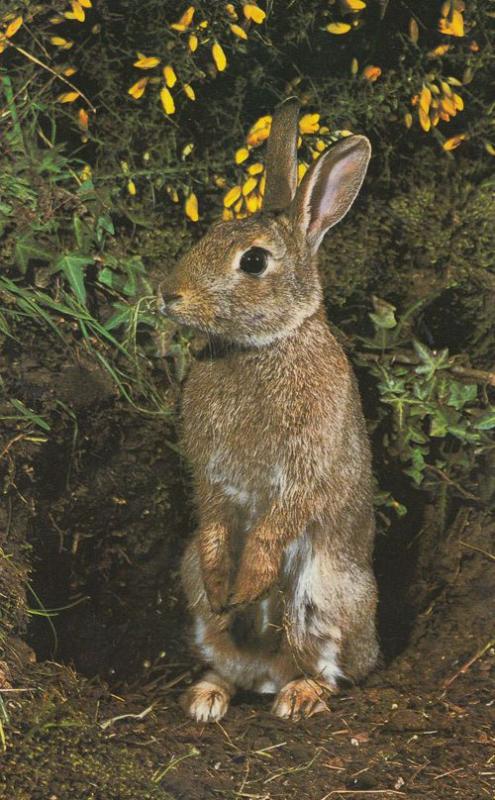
[181,329,353,522]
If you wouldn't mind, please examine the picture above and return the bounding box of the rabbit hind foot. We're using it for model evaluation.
[272,678,332,721]
[181,671,233,723]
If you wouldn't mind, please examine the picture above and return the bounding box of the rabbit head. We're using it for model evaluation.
[161,99,371,347]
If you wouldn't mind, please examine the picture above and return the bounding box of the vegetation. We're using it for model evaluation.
[0,6,493,796]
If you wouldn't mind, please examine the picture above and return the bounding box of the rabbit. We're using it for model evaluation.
[161,98,379,722]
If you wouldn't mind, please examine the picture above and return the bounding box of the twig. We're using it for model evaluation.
[6,41,96,112]
[0,433,27,461]
[433,767,465,781]
[424,465,479,502]
[459,540,495,562]
[320,791,406,798]
[443,638,495,688]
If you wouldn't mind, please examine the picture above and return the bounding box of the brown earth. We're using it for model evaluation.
[0,320,494,800]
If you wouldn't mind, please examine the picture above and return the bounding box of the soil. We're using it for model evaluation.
[1,318,494,800]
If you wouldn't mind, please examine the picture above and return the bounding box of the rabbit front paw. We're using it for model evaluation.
[229,557,278,607]
[204,568,231,614]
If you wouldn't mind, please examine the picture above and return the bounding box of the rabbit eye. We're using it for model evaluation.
[239,247,269,276]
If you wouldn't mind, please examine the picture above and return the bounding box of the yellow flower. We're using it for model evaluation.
[183,83,196,100]
[128,78,149,99]
[315,139,326,153]
[185,192,199,221]
[230,23,248,39]
[453,93,464,111]
[418,107,431,132]
[80,165,92,181]
[247,162,264,175]
[225,4,237,20]
[326,22,352,34]
[133,56,160,69]
[63,66,77,76]
[243,4,266,23]
[213,175,227,188]
[362,65,382,82]
[58,90,80,103]
[160,86,175,114]
[340,0,366,12]
[5,16,23,38]
[50,36,73,48]
[242,176,258,195]
[78,108,89,129]
[428,44,451,57]
[223,209,235,221]
[299,113,320,134]
[171,6,195,31]
[65,2,85,22]
[246,115,271,146]
[235,147,250,164]
[297,163,308,182]
[419,86,431,113]
[440,95,456,116]
[163,65,177,88]
[484,143,495,157]
[79,0,92,7]
[224,185,242,208]
[167,185,180,203]
[188,33,198,52]
[246,194,260,213]
[127,179,137,196]
[212,42,227,71]
[439,9,464,36]
[443,133,468,151]
[259,174,266,195]
[404,112,413,128]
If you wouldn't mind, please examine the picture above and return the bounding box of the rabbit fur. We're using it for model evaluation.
[162,99,379,722]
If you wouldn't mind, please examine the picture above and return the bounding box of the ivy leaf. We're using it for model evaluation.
[51,254,93,305]
[370,296,397,330]
[104,303,132,331]
[474,411,495,431]
[96,214,115,246]
[413,338,433,364]
[447,382,478,410]
[14,235,53,274]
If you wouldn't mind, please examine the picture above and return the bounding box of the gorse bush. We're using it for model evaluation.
[0,0,494,523]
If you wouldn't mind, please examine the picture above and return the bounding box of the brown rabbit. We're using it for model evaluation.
[161,98,379,722]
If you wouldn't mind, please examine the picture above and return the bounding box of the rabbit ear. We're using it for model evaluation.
[290,135,371,254]
[263,97,300,212]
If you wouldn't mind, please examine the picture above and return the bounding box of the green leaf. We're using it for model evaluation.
[73,215,94,252]
[447,382,478,410]
[413,338,433,364]
[52,254,93,305]
[10,399,51,431]
[430,411,449,438]
[97,214,115,237]
[104,304,132,331]
[370,296,397,330]
[474,411,495,431]
[98,267,115,288]
[14,236,53,274]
